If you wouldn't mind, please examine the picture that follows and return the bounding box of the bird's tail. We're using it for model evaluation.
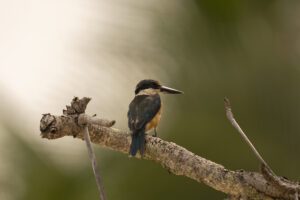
[129,129,146,156]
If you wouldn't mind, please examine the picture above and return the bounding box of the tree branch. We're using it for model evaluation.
[39,97,299,200]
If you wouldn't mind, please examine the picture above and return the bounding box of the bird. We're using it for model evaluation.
[127,79,183,156]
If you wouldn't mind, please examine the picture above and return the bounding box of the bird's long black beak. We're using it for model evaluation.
[160,86,183,94]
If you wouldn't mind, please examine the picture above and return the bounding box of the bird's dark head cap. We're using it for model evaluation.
[135,79,161,94]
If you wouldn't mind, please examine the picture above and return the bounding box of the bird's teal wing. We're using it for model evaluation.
[127,94,161,131]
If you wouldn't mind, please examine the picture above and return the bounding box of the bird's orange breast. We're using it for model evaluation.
[145,107,162,132]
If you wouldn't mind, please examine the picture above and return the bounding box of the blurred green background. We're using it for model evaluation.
[1,0,300,199]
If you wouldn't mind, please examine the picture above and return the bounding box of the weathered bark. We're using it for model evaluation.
[39,97,299,200]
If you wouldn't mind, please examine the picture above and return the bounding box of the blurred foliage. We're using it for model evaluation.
[1,0,300,199]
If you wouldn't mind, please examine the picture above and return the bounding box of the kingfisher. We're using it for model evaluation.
[128,79,183,156]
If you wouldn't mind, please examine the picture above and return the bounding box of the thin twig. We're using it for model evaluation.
[224,98,273,173]
[83,126,107,200]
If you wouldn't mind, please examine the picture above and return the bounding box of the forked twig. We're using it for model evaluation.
[224,97,300,199]
[224,97,273,173]
[62,97,109,200]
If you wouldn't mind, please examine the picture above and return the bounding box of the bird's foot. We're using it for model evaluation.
[153,128,158,137]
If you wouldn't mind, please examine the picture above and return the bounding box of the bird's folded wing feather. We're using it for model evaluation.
[128,94,161,131]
